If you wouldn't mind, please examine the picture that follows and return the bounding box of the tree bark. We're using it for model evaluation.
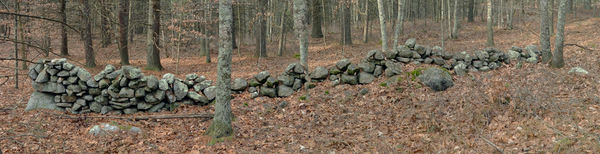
[294,0,310,97]
[551,0,567,68]
[486,0,494,47]
[146,0,163,70]
[392,0,404,50]
[206,0,234,139]
[451,0,459,39]
[540,0,552,64]
[81,0,96,68]
[341,1,352,45]
[362,0,369,43]
[468,0,475,22]
[311,0,323,38]
[255,0,267,58]
[119,0,130,65]
[59,0,68,56]
[100,0,112,47]
[584,0,592,9]
[377,0,388,52]
[278,1,289,56]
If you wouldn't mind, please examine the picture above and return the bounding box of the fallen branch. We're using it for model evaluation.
[54,113,214,121]
[480,136,505,154]
[565,43,596,51]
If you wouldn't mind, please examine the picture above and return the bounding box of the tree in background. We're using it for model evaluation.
[118,0,130,65]
[341,1,352,45]
[294,0,310,95]
[486,0,494,47]
[80,0,95,68]
[392,0,404,50]
[311,0,323,38]
[551,0,567,68]
[146,0,162,71]
[255,0,267,58]
[59,0,68,56]
[206,0,234,139]
[376,0,387,52]
[540,0,552,64]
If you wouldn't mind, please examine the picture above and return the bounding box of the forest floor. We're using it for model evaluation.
[1,12,600,153]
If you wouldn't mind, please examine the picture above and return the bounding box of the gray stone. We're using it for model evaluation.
[415,44,427,55]
[203,86,217,100]
[146,76,159,90]
[255,71,271,83]
[358,63,375,73]
[94,96,108,104]
[359,88,369,95]
[293,63,305,74]
[341,74,358,85]
[418,67,454,91]
[292,79,303,90]
[358,72,375,84]
[384,61,402,77]
[62,62,74,70]
[250,92,259,99]
[83,95,94,101]
[162,73,176,84]
[329,67,342,75]
[188,91,209,103]
[123,108,138,114]
[101,106,113,114]
[397,46,413,58]
[412,51,422,59]
[154,90,166,101]
[88,123,141,136]
[277,85,294,97]
[277,75,294,86]
[336,59,351,70]
[526,57,538,63]
[568,67,589,75]
[35,68,49,83]
[265,76,278,87]
[397,57,411,63]
[195,75,207,83]
[424,58,433,64]
[144,95,158,103]
[185,73,199,81]
[166,91,176,103]
[248,87,258,93]
[57,71,70,77]
[25,92,64,111]
[247,78,261,87]
[405,38,417,49]
[259,87,277,97]
[66,76,78,84]
[33,82,66,94]
[61,95,77,103]
[46,68,58,76]
[90,102,102,113]
[507,50,520,60]
[93,71,106,81]
[346,64,359,75]
[137,102,153,110]
[373,65,383,77]
[122,66,142,79]
[158,79,169,91]
[433,57,445,65]
[232,78,249,91]
[442,52,454,60]
[77,69,91,82]
[479,66,490,72]
[135,88,146,97]
[149,103,165,112]
[278,101,288,108]
[105,70,122,79]
[103,64,116,73]
[525,45,540,57]
[118,88,135,98]
[473,60,483,68]
[173,80,188,100]
[384,49,398,59]
[454,62,468,76]
[310,66,330,80]
[475,50,489,61]
[28,68,39,80]
[67,84,82,93]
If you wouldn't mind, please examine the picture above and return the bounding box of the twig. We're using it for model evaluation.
[565,43,596,51]
[480,136,505,154]
[54,113,214,121]
[0,57,41,64]
[0,12,80,33]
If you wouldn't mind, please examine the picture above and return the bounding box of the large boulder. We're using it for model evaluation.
[277,85,294,97]
[405,38,417,49]
[25,92,64,111]
[259,87,277,98]
[254,71,270,83]
[173,80,188,100]
[358,72,375,84]
[418,68,454,91]
[341,74,358,85]
[33,82,66,94]
[336,59,351,70]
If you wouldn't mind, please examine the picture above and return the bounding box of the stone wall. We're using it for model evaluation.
[26,38,541,114]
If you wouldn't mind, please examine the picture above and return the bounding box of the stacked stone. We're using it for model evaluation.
[27,59,215,114]
[506,45,541,64]
[28,58,94,113]
[233,63,309,98]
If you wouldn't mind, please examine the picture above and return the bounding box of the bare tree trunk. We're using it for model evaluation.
[451,0,459,39]
[507,0,515,30]
[205,0,234,139]
[293,0,310,97]
[551,0,567,68]
[486,0,495,47]
[540,0,552,64]
[119,0,130,65]
[441,0,445,49]
[550,0,554,34]
[146,0,162,70]
[585,0,592,9]
[278,1,289,56]
[14,1,19,89]
[377,0,388,52]
[100,0,112,47]
[59,0,68,56]
[341,1,352,45]
[255,0,268,58]
[232,3,238,49]
[81,0,96,68]
[362,0,369,43]
[392,0,404,50]
[468,0,475,22]
[311,0,323,38]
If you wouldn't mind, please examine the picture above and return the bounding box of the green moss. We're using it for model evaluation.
[299,95,307,101]
[553,137,575,153]
[205,120,234,141]
[324,90,329,95]
[243,102,248,107]
[408,68,425,81]
[379,82,388,87]
[294,53,301,60]
[109,121,132,131]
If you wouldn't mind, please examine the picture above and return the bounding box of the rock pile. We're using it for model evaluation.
[233,63,310,98]
[26,59,214,114]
